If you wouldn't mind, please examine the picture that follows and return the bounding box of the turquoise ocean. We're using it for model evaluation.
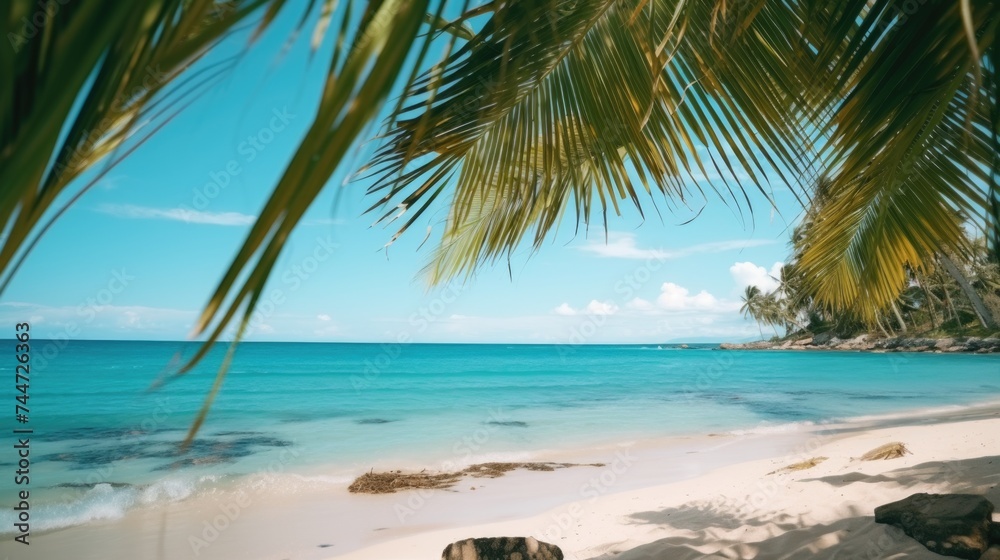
[1,340,998,536]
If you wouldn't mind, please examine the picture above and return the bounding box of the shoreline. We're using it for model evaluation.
[718,334,1000,353]
[330,401,1000,560]
[10,400,1000,559]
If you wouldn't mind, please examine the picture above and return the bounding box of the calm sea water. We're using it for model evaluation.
[1,340,998,535]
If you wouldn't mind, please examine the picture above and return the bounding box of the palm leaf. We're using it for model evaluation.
[171,0,445,446]
[0,0,282,294]
[795,0,997,322]
[363,0,817,283]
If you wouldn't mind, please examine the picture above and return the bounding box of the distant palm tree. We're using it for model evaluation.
[740,285,765,339]
[2,0,997,441]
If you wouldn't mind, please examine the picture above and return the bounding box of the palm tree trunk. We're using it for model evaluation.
[890,301,908,333]
[938,253,995,328]
[915,274,938,330]
[874,315,893,338]
[941,281,962,333]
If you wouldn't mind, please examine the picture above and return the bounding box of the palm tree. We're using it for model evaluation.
[740,285,765,339]
[2,0,997,441]
[759,292,789,338]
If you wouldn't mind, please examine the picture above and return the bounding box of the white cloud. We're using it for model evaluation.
[578,233,669,259]
[626,297,655,312]
[585,300,619,316]
[558,284,735,322]
[554,303,576,316]
[98,204,255,226]
[578,232,777,260]
[656,282,727,311]
[553,300,619,316]
[120,310,142,328]
[730,261,784,292]
[361,309,761,344]
[0,302,196,338]
[317,314,331,321]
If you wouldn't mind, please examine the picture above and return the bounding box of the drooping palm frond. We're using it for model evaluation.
[0,0,282,294]
[1,0,449,446]
[363,0,818,284]
[795,0,998,323]
[171,0,449,445]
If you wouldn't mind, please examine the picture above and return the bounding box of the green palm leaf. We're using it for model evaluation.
[0,0,279,294]
[796,0,997,322]
[363,0,816,284]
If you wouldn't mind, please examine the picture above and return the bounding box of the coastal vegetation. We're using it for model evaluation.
[1,1,997,439]
[740,220,1000,340]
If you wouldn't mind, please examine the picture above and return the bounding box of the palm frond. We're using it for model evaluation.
[0,0,289,294]
[363,0,817,282]
[796,0,997,322]
[172,0,445,445]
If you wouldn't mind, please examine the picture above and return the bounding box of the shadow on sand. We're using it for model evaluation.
[588,455,1000,559]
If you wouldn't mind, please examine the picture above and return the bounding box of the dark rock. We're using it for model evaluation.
[719,341,772,350]
[812,332,836,345]
[874,493,994,559]
[441,537,563,560]
[992,522,1000,543]
[963,337,982,349]
[961,337,1000,352]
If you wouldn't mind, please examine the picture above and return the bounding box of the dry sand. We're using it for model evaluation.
[330,404,1000,560]
[10,403,1000,560]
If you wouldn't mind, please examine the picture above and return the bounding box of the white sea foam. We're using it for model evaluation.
[0,477,200,535]
[727,421,816,436]
[831,398,1000,426]
[438,450,537,471]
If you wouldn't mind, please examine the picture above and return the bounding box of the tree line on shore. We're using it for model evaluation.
[742,185,1000,340]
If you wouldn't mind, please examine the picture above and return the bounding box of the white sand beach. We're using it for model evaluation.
[328,403,1000,560]
[17,402,1000,560]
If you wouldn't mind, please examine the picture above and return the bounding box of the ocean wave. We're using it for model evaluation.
[831,398,1000,425]
[726,421,816,436]
[231,472,354,494]
[0,477,199,535]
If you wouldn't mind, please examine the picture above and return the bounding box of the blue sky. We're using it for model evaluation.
[1,4,804,343]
